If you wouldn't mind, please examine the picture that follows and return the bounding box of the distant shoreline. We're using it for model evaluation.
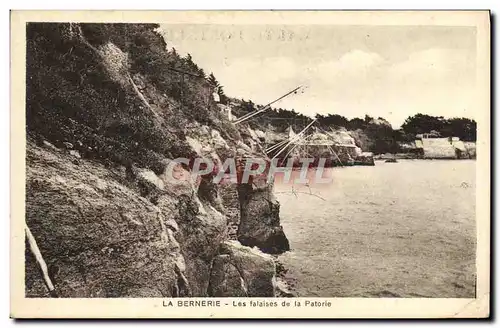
[374,157,477,160]
[373,155,476,161]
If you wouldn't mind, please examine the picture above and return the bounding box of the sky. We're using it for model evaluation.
[159,24,477,128]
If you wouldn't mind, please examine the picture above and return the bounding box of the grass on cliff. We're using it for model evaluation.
[27,23,239,174]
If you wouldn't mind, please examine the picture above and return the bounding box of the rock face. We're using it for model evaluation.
[236,177,290,254]
[208,254,248,297]
[26,140,229,298]
[24,23,289,298]
[208,241,276,297]
[218,183,240,240]
[26,143,181,297]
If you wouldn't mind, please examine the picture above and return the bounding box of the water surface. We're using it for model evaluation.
[275,160,476,297]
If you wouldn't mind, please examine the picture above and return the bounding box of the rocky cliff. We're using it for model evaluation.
[25,23,289,298]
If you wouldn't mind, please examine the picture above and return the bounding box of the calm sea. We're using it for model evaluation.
[275,159,476,297]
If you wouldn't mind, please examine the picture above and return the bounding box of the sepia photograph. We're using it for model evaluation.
[10,10,490,318]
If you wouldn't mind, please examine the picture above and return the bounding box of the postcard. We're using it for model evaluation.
[10,10,490,318]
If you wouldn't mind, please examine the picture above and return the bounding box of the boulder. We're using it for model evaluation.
[212,241,276,297]
[211,129,229,150]
[207,254,247,297]
[275,278,295,297]
[236,140,253,154]
[355,152,375,166]
[236,179,290,254]
[69,150,81,159]
[62,142,74,149]
[42,140,60,152]
[137,168,165,190]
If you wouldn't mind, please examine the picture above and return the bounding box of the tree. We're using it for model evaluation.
[364,120,398,154]
[207,72,228,104]
[401,114,447,136]
[446,117,477,141]
[348,117,366,130]
[171,47,178,57]
[401,114,476,141]
[207,73,218,88]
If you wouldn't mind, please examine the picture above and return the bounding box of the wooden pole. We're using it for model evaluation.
[25,225,55,294]
[272,119,317,160]
[234,86,303,124]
